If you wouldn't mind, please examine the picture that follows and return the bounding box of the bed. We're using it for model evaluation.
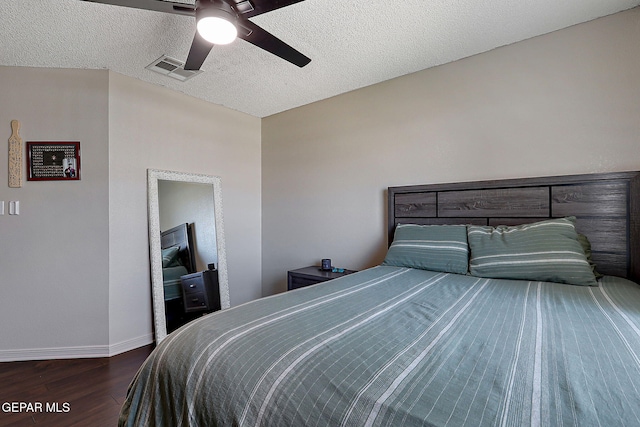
[121,171,640,426]
[160,223,196,332]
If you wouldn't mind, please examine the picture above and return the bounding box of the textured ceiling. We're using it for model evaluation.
[2,1,639,117]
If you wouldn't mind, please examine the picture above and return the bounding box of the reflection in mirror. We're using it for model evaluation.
[148,169,230,343]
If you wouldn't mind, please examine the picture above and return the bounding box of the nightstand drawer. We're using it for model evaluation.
[180,270,222,313]
[289,275,324,290]
[184,292,208,310]
[182,276,205,295]
[287,266,357,291]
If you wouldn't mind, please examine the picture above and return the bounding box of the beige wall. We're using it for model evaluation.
[261,8,640,296]
[1,8,639,359]
[0,67,262,359]
[0,67,110,358]
[108,72,262,349]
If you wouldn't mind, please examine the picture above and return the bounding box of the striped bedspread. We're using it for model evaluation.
[119,266,640,426]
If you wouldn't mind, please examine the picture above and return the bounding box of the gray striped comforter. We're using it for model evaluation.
[120,266,640,426]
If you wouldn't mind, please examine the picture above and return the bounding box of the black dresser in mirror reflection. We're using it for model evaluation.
[181,269,221,313]
[165,269,221,334]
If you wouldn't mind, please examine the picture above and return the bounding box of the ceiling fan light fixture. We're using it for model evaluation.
[196,3,238,45]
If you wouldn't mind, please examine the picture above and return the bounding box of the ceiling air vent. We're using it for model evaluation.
[145,56,202,82]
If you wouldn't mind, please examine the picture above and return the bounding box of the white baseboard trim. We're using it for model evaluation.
[109,333,154,357]
[0,345,110,362]
[0,334,154,362]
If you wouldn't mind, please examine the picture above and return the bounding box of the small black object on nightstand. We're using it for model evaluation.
[287,266,357,291]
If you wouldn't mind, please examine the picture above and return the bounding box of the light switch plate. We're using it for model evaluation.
[9,200,19,215]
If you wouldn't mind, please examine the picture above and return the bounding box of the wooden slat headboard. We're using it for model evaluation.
[161,223,196,274]
[388,171,640,282]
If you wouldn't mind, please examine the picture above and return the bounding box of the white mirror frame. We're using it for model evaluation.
[147,169,230,343]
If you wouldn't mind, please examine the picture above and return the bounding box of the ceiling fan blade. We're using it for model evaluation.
[237,20,310,67]
[184,31,214,71]
[184,31,215,70]
[229,0,305,19]
[80,0,195,17]
[81,0,311,69]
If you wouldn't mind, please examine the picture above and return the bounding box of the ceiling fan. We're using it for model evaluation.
[80,0,311,70]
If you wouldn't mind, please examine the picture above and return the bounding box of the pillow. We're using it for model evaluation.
[467,217,597,286]
[382,224,468,274]
[577,233,603,279]
[161,246,181,268]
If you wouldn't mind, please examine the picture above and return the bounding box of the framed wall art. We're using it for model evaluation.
[27,141,80,181]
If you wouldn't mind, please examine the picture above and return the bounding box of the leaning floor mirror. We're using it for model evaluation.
[147,169,230,343]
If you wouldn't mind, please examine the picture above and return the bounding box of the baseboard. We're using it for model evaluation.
[0,334,154,362]
[0,345,110,362]
[108,333,154,357]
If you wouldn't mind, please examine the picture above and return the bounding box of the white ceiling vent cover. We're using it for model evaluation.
[146,56,203,82]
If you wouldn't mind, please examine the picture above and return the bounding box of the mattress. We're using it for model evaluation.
[163,265,189,301]
[120,266,640,426]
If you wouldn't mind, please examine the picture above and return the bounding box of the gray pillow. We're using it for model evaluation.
[467,217,597,286]
[577,233,603,279]
[162,246,181,268]
[383,224,469,274]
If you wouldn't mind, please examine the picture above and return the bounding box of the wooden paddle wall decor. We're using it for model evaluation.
[8,120,23,188]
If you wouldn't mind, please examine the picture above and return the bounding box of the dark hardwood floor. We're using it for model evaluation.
[0,345,153,427]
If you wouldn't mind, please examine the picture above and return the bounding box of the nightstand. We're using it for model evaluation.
[287,266,357,291]
[181,269,221,313]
